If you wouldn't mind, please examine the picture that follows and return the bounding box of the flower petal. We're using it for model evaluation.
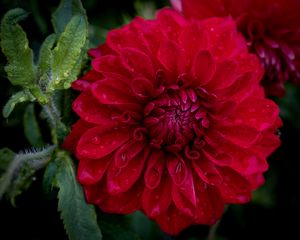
[77,126,131,159]
[92,79,142,112]
[114,139,147,168]
[191,50,216,86]
[144,150,165,189]
[63,120,95,152]
[77,154,112,185]
[131,77,155,101]
[155,203,193,235]
[181,0,226,20]
[156,8,187,41]
[120,47,154,79]
[231,97,280,131]
[92,179,143,214]
[194,182,224,225]
[192,157,222,185]
[172,184,195,217]
[216,124,260,147]
[72,91,118,125]
[106,149,148,194]
[167,154,187,186]
[142,171,172,218]
[205,60,237,89]
[158,40,187,78]
[216,167,252,203]
[92,55,131,79]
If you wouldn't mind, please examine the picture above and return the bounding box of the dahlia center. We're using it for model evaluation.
[143,88,208,149]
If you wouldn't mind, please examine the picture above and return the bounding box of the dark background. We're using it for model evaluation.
[0,0,299,239]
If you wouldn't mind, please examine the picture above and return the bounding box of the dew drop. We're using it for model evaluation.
[91,136,101,144]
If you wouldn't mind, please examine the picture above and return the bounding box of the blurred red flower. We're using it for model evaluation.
[64,9,281,235]
[171,0,300,97]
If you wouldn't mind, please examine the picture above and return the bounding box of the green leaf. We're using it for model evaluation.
[48,15,88,91]
[38,33,57,87]
[0,8,37,87]
[62,40,89,89]
[2,90,36,118]
[127,211,162,240]
[52,0,87,34]
[42,156,59,195]
[23,104,44,147]
[0,146,55,205]
[99,220,141,240]
[278,84,300,130]
[54,151,102,240]
[0,148,15,173]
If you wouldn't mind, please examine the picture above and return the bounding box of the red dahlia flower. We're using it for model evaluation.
[64,9,281,235]
[171,0,300,97]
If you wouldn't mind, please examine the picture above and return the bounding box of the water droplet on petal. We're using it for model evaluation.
[91,136,101,144]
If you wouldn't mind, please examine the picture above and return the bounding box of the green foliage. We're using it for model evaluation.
[38,34,57,87]
[0,148,15,173]
[0,8,37,87]
[279,84,300,130]
[1,0,88,118]
[52,0,87,34]
[42,155,59,195]
[99,219,141,240]
[252,168,278,208]
[2,90,36,118]
[127,211,163,240]
[49,15,88,91]
[23,104,44,147]
[0,146,55,205]
[53,151,102,240]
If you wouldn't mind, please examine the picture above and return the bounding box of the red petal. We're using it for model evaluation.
[63,120,95,152]
[205,60,237,89]
[252,132,281,158]
[156,8,187,41]
[158,40,187,78]
[92,79,142,112]
[215,124,260,147]
[77,126,131,159]
[77,154,112,185]
[92,55,131,79]
[175,162,197,206]
[114,139,147,168]
[231,97,280,131]
[106,149,148,194]
[120,47,154,79]
[88,43,114,58]
[191,50,216,86]
[192,157,222,185]
[155,203,193,235]
[194,181,224,225]
[72,70,103,91]
[72,91,118,125]
[216,167,252,203]
[172,184,195,217]
[210,100,237,119]
[181,0,226,20]
[106,21,150,54]
[144,150,165,189]
[167,154,187,186]
[130,77,155,101]
[179,22,209,60]
[93,179,143,214]
[205,129,267,174]
[142,171,172,218]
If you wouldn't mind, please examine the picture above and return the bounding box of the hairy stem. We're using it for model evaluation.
[0,145,55,199]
